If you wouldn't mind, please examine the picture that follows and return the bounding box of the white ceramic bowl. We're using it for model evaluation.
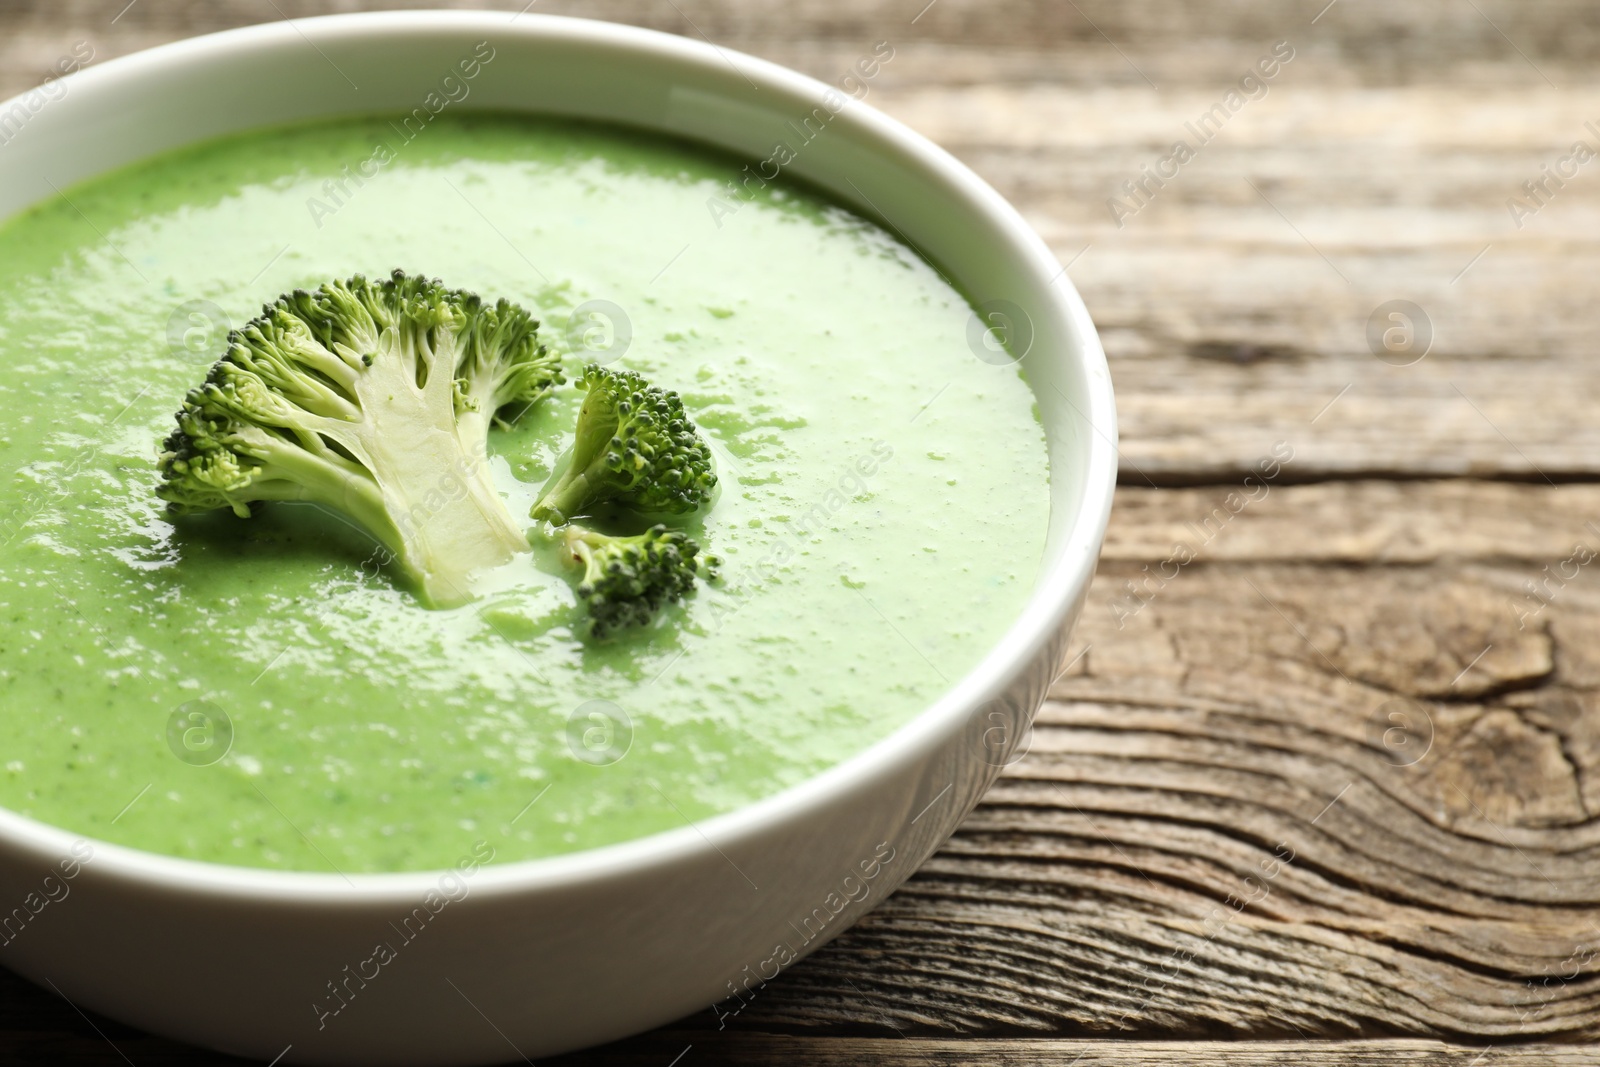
[0,11,1115,1065]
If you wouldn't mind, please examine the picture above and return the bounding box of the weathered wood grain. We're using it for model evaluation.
[1103,481,1600,564]
[2,0,1598,1064]
[552,1036,1600,1066]
[4,997,1598,1067]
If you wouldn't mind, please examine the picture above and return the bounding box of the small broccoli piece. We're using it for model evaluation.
[561,523,718,639]
[530,364,717,524]
[157,270,563,607]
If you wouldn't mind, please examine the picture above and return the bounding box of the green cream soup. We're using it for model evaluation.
[0,114,1048,872]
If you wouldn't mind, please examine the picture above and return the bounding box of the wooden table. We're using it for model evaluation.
[3,0,1597,1063]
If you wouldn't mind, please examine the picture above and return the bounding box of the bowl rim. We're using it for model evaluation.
[0,8,1118,901]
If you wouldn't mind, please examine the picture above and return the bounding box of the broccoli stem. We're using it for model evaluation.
[565,525,613,587]
[531,464,603,525]
[359,426,528,607]
[324,329,527,606]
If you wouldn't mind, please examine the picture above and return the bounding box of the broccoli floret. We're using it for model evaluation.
[157,271,563,607]
[561,523,718,639]
[530,364,717,524]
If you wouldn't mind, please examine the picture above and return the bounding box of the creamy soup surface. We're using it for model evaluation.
[0,114,1049,872]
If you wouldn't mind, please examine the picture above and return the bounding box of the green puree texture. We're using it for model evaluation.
[0,114,1049,873]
